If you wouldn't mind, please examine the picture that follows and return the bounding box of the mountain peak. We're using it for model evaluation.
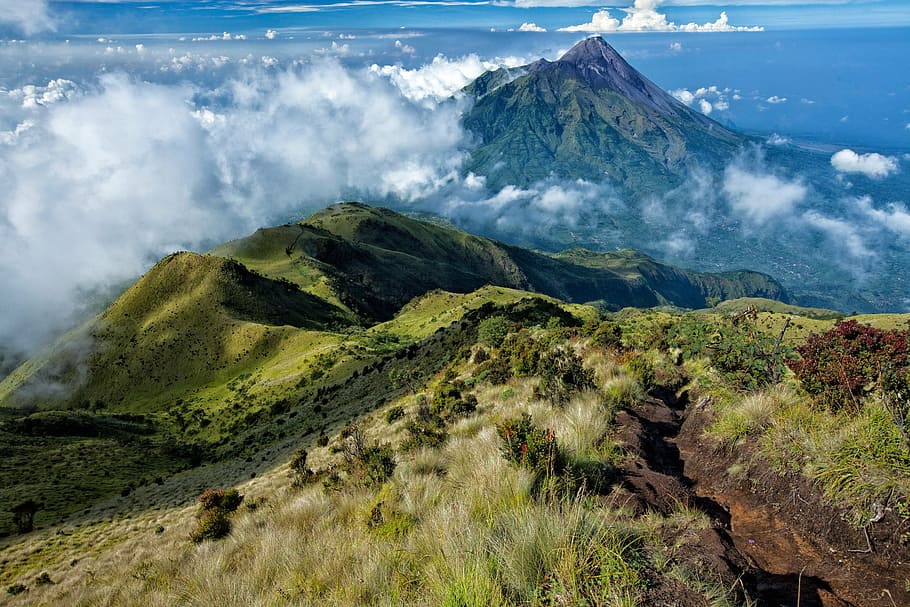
[559,36,622,67]
[554,36,679,114]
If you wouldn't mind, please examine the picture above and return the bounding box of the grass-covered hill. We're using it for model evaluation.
[0,202,792,537]
[213,202,787,319]
[3,302,909,606]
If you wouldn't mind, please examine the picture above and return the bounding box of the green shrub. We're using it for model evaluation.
[316,432,329,447]
[590,320,623,351]
[290,448,318,487]
[497,414,565,477]
[190,509,231,543]
[478,315,512,347]
[6,584,26,596]
[385,405,406,424]
[669,314,793,390]
[432,382,478,421]
[402,403,448,451]
[625,353,656,393]
[535,347,595,407]
[358,444,397,487]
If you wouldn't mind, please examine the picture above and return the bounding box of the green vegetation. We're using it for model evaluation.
[463,38,744,193]
[2,201,910,605]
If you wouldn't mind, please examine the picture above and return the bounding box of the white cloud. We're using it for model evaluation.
[766,133,790,145]
[265,29,278,40]
[831,149,899,179]
[668,41,682,52]
[395,39,416,54]
[723,164,807,224]
[671,84,730,115]
[854,196,910,237]
[518,22,547,32]
[192,32,247,42]
[371,54,524,104]
[559,1,763,33]
[440,179,618,238]
[802,211,871,260]
[0,0,54,34]
[766,95,787,104]
[0,62,468,352]
[7,79,80,109]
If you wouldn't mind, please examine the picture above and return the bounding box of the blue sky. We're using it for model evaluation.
[2,1,910,35]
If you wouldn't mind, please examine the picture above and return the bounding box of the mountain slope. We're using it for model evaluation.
[2,202,785,415]
[462,36,746,192]
[0,253,351,412]
[215,202,787,319]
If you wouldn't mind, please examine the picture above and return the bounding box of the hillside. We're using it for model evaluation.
[214,203,787,318]
[3,304,909,606]
[463,36,746,192]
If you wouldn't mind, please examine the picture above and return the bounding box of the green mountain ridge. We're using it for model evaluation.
[2,202,787,414]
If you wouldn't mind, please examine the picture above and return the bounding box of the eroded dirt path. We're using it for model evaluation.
[613,389,909,607]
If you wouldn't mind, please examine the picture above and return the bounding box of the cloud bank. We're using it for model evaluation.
[0,62,467,352]
[559,0,763,33]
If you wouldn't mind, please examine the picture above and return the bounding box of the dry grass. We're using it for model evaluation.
[1,337,751,607]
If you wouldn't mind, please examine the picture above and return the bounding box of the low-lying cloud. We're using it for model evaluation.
[831,148,899,179]
[723,163,807,225]
[370,54,526,104]
[0,61,467,353]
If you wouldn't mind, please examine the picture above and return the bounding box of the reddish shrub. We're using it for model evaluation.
[788,320,909,411]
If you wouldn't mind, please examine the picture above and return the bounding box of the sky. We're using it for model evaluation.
[1,0,909,354]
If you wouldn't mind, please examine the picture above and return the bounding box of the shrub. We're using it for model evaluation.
[624,353,656,392]
[290,448,318,487]
[385,405,406,424]
[535,347,595,407]
[316,432,329,447]
[6,584,26,596]
[478,315,511,347]
[590,320,623,351]
[197,488,244,513]
[669,314,793,390]
[190,488,243,543]
[788,320,909,411]
[497,414,564,476]
[191,509,231,543]
[402,402,448,451]
[10,499,40,534]
[358,444,397,487]
[432,383,478,421]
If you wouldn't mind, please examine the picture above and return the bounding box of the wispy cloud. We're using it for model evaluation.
[0,0,54,34]
[256,0,490,12]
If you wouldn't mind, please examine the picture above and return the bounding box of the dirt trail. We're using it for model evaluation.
[614,389,909,607]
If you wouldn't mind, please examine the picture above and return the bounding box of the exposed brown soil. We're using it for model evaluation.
[612,387,910,607]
